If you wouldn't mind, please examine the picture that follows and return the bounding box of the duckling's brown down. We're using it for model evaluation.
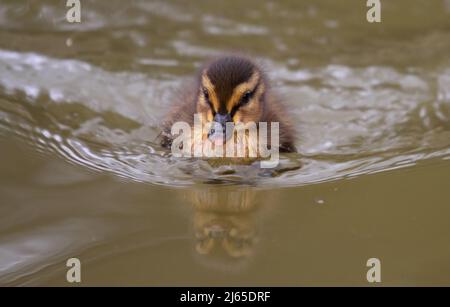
[160,55,297,153]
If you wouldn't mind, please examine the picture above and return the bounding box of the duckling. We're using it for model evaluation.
[189,187,258,258]
[160,55,297,157]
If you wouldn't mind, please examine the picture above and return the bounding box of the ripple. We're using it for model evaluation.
[0,50,450,188]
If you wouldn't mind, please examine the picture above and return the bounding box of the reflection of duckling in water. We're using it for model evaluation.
[186,186,262,259]
[160,55,297,158]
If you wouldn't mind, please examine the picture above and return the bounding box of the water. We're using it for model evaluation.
[1,0,450,285]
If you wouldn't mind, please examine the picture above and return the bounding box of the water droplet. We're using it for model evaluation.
[315,198,325,205]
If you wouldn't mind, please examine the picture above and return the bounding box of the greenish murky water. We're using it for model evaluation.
[1,0,450,285]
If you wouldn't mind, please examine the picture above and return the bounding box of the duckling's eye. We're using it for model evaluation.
[240,90,252,105]
[202,88,214,110]
[202,88,209,100]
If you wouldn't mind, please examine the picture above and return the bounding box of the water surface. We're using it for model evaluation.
[1,0,450,285]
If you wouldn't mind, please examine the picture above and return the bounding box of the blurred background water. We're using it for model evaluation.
[0,0,450,285]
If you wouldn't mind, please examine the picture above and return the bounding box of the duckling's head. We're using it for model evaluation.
[196,56,267,142]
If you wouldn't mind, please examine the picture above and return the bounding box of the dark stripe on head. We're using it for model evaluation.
[206,56,256,113]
